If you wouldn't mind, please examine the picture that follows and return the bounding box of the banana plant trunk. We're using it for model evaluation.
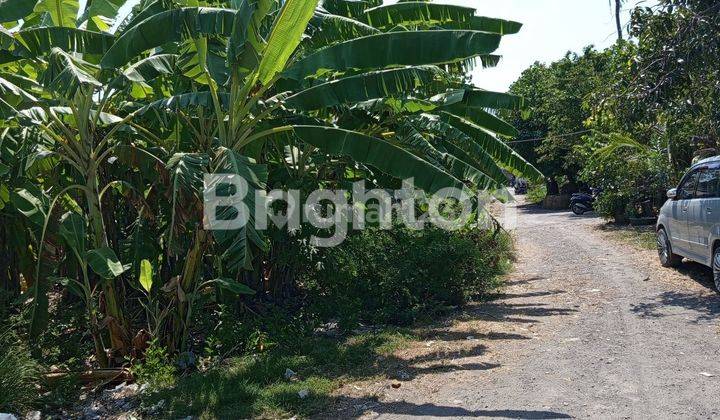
[171,228,210,352]
[85,167,130,363]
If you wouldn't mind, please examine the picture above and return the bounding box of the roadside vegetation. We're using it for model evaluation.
[597,224,657,251]
[525,183,547,205]
[0,0,526,416]
[503,0,720,222]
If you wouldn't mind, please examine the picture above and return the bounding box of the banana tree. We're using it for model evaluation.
[0,0,166,365]
[0,0,544,358]
[100,0,541,322]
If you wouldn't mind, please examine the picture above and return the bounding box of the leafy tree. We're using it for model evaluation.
[0,0,541,366]
[503,47,614,192]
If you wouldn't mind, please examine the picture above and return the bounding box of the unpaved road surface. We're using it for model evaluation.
[354,203,720,419]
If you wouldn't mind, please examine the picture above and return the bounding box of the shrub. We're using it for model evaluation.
[578,134,671,222]
[0,329,43,413]
[130,340,176,390]
[303,226,513,329]
[526,184,548,204]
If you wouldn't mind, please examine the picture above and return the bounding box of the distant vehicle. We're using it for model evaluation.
[514,178,528,194]
[656,156,720,290]
[570,189,599,215]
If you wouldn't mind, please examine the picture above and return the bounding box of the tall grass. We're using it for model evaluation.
[0,328,43,413]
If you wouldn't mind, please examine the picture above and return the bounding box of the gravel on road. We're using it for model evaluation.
[354,202,720,419]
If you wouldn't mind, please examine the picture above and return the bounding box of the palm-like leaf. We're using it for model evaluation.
[396,122,498,190]
[435,88,525,111]
[13,27,114,59]
[82,0,127,32]
[284,30,501,80]
[0,0,37,22]
[42,47,101,98]
[100,7,237,69]
[304,12,380,51]
[292,125,468,195]
[363,2,474,29]
[285,65,443,110]
[210,147,268,273]
[33,0,80,28]
[440,112,543,182]
[256,0,318,85]
[417,115,508,185]
[321,0,381,18]
[450,16,523,35]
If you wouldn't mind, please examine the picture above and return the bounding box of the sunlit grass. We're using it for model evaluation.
[599,223,656,250]
[143,329,415,418]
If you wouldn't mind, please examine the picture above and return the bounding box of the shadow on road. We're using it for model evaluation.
[330,398,572,419]
[632,261,720,323]
[631,288,720,324]
[675,261,716,291]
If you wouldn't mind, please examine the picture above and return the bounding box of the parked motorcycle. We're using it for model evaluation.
[570,189,599,215]
[514,178,528,194]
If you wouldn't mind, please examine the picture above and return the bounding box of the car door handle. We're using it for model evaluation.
[707,207,713,213]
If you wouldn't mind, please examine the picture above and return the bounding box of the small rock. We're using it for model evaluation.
[138,384,149,394]
[298,389,309,399]
[145,399,165,415]
[120,400,135,411]
[700,372,715,377]
[643,277,650,282]
[396,371,410,381]
[26,411,41,420]
[465,335,475,340]
[82,409,101,420]
[112,382,128,392]
[0,415,17,420]
[391,382,401,389]
[284,368,297,380]
[177,351,196,370]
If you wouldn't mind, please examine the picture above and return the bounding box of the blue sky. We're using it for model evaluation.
[89,0,656,91]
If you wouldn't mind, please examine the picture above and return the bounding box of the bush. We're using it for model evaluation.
[526,184,548,204]
[579,134,671,222]
[130,339,176,390]
[0,329,43,413]
[303,226,513,329]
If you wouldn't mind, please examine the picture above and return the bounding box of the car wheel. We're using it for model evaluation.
[657,228,682,268]
[571,204,584,215]
[712,247,720,292]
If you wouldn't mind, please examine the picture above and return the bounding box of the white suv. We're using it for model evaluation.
[656,156,720,290]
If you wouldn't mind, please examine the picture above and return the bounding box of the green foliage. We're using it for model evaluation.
[143,329,414,418]
[599,224,657,250]
[505,1,719,213]
[0,328,43,412]
[0,0,532,407]
[578,133,670,221]
[526,183,547,204]
[503,46,617,191]
[130,339,177,390]
[304,226,513,329]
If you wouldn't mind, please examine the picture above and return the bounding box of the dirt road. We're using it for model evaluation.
[355,203,720,419]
